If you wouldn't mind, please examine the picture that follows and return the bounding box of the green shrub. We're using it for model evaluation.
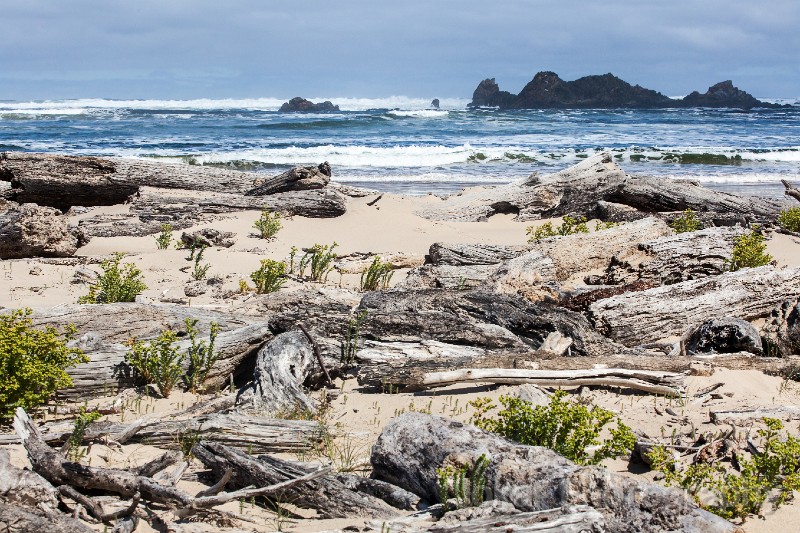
[155,223,173,250]
[436,454,490,511]
[649,418,800,521]
[184,319,219,394]
[778,207,800,233]
[250,259,287,293]
[470,390,635,466]
[595,221,620,231]
[299,242,338,282]
[727,228,773,271]
[66,408,102,462]
[526,216,589,242]
[254,208,283,239]
[0,309,88,418]
[191,254,211,281]
[669,209,702,233]
[79,253,147,304]
[126,329,184,397]
[360,256,394,291]
[341,310,367,366]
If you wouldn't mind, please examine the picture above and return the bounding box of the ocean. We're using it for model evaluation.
[1,96,798,197]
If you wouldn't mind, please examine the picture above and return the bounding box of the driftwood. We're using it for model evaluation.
[428,504,605,533]
[417,368,686,395]
[761,297,800,357]
[428,242,530,266]
[0,411,321,453]
[245,162,331,196]
[371,413,739,533]
[416,152,785,223]
[710,406,800,425]
[236,330,317,414]
[0,449,59,509]
[604,226,745,285]
[589,266,800,346]
[0,501,96,533]
[0,201,83,259]
[13,408,330,512]
[782,179,800,204]
[132,186,347,220]
[192,441,396,519]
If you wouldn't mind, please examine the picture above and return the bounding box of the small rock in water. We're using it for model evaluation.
[430,98,440,109]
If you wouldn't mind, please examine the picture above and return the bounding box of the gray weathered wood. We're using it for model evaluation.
[245,162,331,196]
[0,501,95,533]
[0,201,83,259]
[193,441,395,519]
[710,406,800,425]
[0,449,59,509]
[589,266,800,346]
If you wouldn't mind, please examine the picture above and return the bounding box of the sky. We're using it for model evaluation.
[1,0,799,101]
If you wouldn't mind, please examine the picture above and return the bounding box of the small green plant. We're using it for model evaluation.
[299,242,338,282]
[126,329,184,397]
[191,254,211,281]
[184,319,219,394]
[526,216,589,242]
[595,220,620,231]
[470,390,635,466]
[185,242,207,262]
[79,253,147,304]
[360,256,394,291]
[669,208,702,233]
[155,223,173,250]
[649,418,800,521]
[66,408,102,462]
[288,246,299,274]
[777,207,800,233]
[341,310,367,366]
[254,208,283,239]
[238,279,252,294]
[0,309,88,418]
[727,227,773,271]
[250,259,287,293]
[435,454,490,511]
[175,428,203,460]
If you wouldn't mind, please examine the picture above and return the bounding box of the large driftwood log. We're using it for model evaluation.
[0,201,84,259]
[358,290,625,357]
[371,413,739,533]
[13,407,330,511]
[416,152,786,223]
[604,226,745,285]
[710,406,800,425]
[193,441,395,519]
[589,266,800,346]
[245,162,331,196]
[0,449,59,509]
[132,186,347,220]
[0,501,95,533]
[429,503,605,533]
[1,411,320,453]
[427,242,530,266]
[417,367,685,395]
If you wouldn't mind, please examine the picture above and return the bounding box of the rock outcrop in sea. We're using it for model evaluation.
[469,72,782,110]
[279,96,340,112]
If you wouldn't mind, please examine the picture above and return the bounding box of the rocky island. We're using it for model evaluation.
[279,97,340,112]
[470,72,782,110]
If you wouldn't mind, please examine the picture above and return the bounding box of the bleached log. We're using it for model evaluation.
[245,162,331,196]
[710,406,800,425]
[193,441,395,519]
[0,501,95,533]
[427,505,605,533]
[0,449,59,509]
[589,266,800,346]
[418,368,685,395]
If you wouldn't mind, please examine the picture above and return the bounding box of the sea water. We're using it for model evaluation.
[1,97,798,196]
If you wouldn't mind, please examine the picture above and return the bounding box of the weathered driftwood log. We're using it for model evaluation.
[132,186,347,219]
[0,152,136,209]
[416,152,786,223]
[400,264,503,290]
[358,290,624,357]
[78,214,196,238]
[761,297,800,357]
[193,441,395,519]
[782,179,800,204]
[428,502,605,533]
[1,411,320,453]
[710,406,800,425]
[0,201,84,259]
[0,449,59,509]
[371,413,739,533]
[245,162,331,196]
[14,408,330,511]
[588,266,800,346]
[604,226,745,285]
[0,500,96,533]
[335,474,421,511]
[417,368,685,395]
[236,331,316,414]
[427,242,530,266]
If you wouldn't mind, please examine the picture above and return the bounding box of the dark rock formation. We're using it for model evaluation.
[279,97,340,112]
[684,317,763,355]
[430,98,440,109]
[469,72,782,110]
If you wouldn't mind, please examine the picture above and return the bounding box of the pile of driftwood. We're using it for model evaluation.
[3,152,800,531]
